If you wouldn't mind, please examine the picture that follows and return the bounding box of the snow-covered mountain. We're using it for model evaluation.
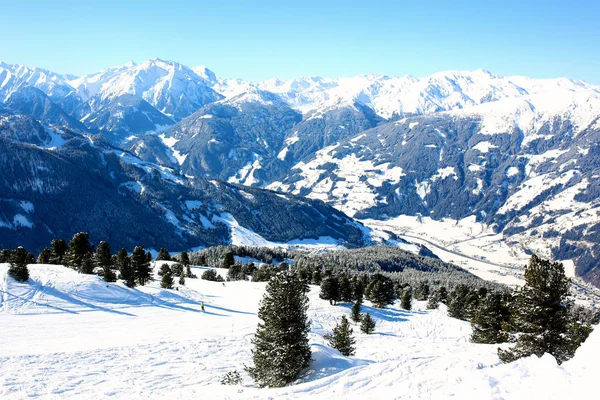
[69,59,223,121]
[2,58,600,286]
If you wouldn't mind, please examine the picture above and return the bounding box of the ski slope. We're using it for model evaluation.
[0,263,596,399]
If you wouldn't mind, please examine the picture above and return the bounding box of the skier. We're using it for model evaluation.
[201,302,205,312]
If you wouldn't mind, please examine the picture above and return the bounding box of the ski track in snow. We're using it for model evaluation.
[0,263,596,399]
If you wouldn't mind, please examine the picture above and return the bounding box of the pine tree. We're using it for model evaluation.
[49,239,68,264]
[161,266,174,289]
[498,255,575,364]
[115,249,133,287]
[325,315,356,356]
[222,251,235,269]
[426,291,440,310]
[401,288,412,310]
[360,312,376,334]
[158,263,171,277]
[447,285,470,320]
[247,271,311,388]
[365,273,395,308]
[95,241,115,282]
[179,271,185,286]
[319,276,339,305]
[471,292,509,344]
[180,251,190,267]
[80,253,95,274]
[8,247,30,282]
[311,268,322,285]
[414,282,430,301]
[338,275,352,302]
[37,248,51,264]
[156,248,171,261]
[132,246,152,286]
[351,299,362,323]
[227,263,244,281]
[66,232,92,271]
[0,249,12,263]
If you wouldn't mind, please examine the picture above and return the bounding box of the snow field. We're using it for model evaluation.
[0,262,597,399]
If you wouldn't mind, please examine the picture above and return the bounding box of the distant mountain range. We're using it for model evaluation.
[1,59,599,286]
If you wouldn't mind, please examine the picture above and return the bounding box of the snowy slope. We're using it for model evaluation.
[1,263,596,399]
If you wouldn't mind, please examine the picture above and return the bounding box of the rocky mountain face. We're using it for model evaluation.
[1,59,599,285]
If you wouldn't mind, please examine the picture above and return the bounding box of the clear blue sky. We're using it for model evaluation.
[1,0,599,83]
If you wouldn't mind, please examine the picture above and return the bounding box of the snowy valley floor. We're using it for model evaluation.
[0,263,596,399]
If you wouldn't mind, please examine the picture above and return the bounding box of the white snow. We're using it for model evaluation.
[0,260,597,399]
[472,141,498,153]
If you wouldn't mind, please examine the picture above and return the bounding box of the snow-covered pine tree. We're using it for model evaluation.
[401,288,412,310]
[471,292,509,344]
[351,298,362,323]
[66,232,92,271]
[8,247,30,282]
[320,276,340,305]
[95,241,116,282]
[156,248,171,261]
[132,246,152,286]
[498,255,574,364]
[80,252,95,274]
[325,315,356,356]
[247,271,311,388]
[360,312,376,334]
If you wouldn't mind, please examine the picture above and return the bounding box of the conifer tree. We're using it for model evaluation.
[227,263,244,281]
[37,248,51,264]
[319,276,339,305]
[49,239,68,264]
[158,263,171,277]
[471,292,509,344]
[66,232,92,271]
[132,246,152,286]
[0,249,12,263]
[247,271,311,388]
[8,247,30,282]
[179,271,185,286]
[325,316,356,356]
[95,241,115,282]
[160,265,174,289]
[156,248,171,261]
[338,275,353,302]
[414,282,430,301]
[365,273,395,308]
[180,251,190,267]
[222,251,235,269]
[116,249,135,287]
[426,291,440,310]
[311,268,322,285]
[80,252,95,274]
[498,255,575,364]
[351,298,362,323]
[401,288,412,310]
[360,312,376,334]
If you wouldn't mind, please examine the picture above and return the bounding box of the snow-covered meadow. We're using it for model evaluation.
[0,262,596,399]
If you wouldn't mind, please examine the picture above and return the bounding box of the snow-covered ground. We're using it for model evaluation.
[0,263,596,399]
